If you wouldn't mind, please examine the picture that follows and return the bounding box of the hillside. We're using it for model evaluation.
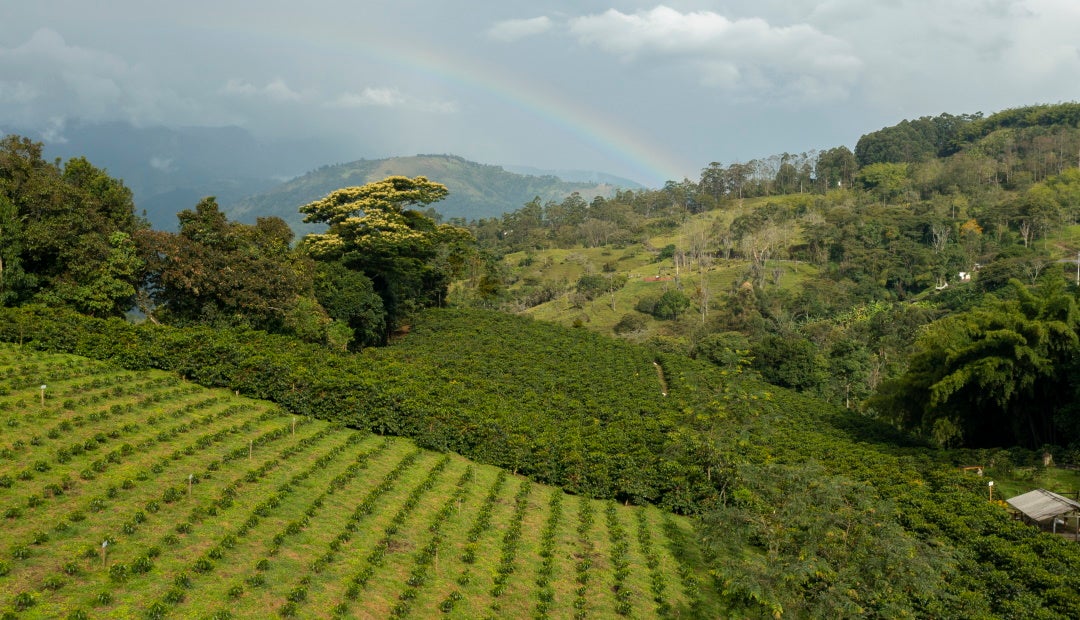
[227,155,625,234]
[5,306,1080,617]
[0,344,718,618]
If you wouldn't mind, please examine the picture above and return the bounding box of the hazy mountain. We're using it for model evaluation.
[502,164,645,188]
[2,122,640,233]
[228,154,628,235]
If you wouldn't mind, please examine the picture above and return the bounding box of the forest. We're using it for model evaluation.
[3,102,1080,617]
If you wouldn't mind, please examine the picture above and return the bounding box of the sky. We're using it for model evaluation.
[1,0,1079,187]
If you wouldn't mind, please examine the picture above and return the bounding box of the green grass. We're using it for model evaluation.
[0,344,720,618]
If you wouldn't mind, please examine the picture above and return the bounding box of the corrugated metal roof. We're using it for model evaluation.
[1006,489,1080,523]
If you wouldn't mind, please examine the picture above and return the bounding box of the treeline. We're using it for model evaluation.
[0,135,477,348]
[476,104,1080,256]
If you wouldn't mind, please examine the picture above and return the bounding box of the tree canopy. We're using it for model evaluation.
[298,176,476,340]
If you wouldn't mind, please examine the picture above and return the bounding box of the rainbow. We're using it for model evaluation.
[278,28,689,187]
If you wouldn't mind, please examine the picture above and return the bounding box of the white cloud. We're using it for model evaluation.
[328,87,457,113]
[149,156,175,172]
[566,5,861,101]
[332,87,406,108]
[488,16,553,42]
[221,77,303,102]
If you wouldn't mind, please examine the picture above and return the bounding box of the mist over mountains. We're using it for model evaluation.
[1,121,639,232]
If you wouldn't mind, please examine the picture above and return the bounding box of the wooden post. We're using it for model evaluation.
[249,440,253,460]
[40,384,46,406]
[292,417,296,435]
[101,540,108,567]
[188,474,193,499]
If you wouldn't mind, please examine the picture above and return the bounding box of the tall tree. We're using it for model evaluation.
[139,198,313,330]
[0,135,146,315]
[298,176,475,339]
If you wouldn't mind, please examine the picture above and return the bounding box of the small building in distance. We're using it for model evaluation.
[1006,489,1080,538]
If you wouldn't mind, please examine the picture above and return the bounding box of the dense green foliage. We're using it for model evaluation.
[0,136,147,316]
[137,198,314,330]
[871,278,1080,448]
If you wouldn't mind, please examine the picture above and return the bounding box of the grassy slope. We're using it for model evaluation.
[494,196,818,337]
[0,345,721,619]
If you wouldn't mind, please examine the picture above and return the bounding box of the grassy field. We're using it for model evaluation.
[0,345,720,619]
[487,195,825,338]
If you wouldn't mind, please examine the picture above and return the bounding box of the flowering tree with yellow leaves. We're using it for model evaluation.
[298,176,475,343]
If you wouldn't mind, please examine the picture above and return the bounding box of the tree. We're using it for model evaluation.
[139,198,313,330]
[0,136,146,315]
[654,289,690,320]
[858,162,910,204]
[752,333,827,393]
[313,260,385,348]
[298,176,475,339]
[869,278,1078,447]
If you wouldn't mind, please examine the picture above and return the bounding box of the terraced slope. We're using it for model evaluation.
[0,345,720,619]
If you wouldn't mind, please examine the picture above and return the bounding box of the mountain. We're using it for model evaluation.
[227,154,629,234]
[501,164,645,188]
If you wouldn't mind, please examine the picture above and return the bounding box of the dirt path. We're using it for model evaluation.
[653,361,668,397]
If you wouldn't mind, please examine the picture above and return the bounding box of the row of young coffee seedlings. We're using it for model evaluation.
[439,470,509,614]
[388,466,474,619]
[2,374,172,429]
[661,516,703,617]
[142,426,353,618]
[0,355,108,394]
[605,502,633,616]
[0,405,276,577]
[326,449,426,617]
[533,489,564,619]
[0,379,193,464]
[0,411,319,614]
[38,395,228,481]
[488,478,533,613]
[335,454,453,606]
[635,509,671,616]
[220,433,381,605]
[255,437,393,592]
[572,497,595,619]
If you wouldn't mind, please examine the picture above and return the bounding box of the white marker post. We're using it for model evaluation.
[188,473,194,499]
[988,480,994,501]
[40,384,46,406]
[101,540,108,567]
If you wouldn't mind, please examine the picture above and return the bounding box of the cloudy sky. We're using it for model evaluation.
[2,1,1079,186]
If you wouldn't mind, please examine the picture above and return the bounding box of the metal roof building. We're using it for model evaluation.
[1006,489,1080,536]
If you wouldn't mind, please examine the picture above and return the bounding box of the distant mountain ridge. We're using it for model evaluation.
[501,164,644,188]
[228,154,629,234]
